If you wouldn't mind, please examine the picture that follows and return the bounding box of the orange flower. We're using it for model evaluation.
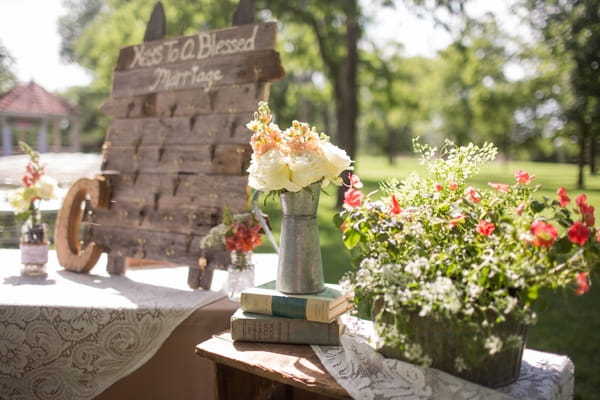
[488,182,510,193]
[515,170,534,185]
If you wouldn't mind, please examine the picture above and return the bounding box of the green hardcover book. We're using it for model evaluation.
[239,280,353,323]
[230,308,344,345]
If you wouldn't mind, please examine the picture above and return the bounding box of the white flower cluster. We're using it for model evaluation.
[246,102,352,193]
[9,176,58,213]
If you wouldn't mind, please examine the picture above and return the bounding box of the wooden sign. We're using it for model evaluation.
[55,1,284,288]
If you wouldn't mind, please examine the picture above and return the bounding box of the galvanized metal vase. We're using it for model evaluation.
[277,181,325,294]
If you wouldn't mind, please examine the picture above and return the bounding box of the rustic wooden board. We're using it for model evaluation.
[116,22,277,72]
[88,224,207,267]
[101,143,251,175]
[90,205,217,236]
[196,332,352,399]
[111,50,283,98]
[104,112,255,146]
[100,82,270,118]
[57,15,283,286]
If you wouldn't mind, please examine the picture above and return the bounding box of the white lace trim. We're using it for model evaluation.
[312,316,574,400]
[0,254,225,400]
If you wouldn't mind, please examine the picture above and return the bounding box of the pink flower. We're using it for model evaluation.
[530,221,558,248]
[477,220,495,236]
[348,173,363,189]
[449,182,459,191]
[344,187,363,208]
[557,187,570,207]
[435,184,443,192]
[575,272,590,295]
[449,214,466,229]
[516,203,526,216]
[568,221,590,245]
[515,170,534,184]
[488,182,510,193]
[390,195,402,215]
[466,187,481,203]
[575,194,595,227]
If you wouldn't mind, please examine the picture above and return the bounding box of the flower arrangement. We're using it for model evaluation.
[200,207,263,269]
[8,141,58,225]
[338,139,598,374]
[246,101,352,195]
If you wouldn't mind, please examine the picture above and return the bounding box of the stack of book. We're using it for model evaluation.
[230,280,354,345]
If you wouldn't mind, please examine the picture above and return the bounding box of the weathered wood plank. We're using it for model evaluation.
[116,22,277,72]
[101,172,248,214]
[101,143,251,175]
[105,112,254,146]
[103,172,248,203]
[90,204,218,236]
[111,50,283,98]
[100,82,269,118]
[88,224,208,271]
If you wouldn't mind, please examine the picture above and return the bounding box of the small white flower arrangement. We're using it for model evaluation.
[8,142,58,223]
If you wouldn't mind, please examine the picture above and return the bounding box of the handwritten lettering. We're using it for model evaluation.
[130,44,163,68]
[127,25,259,69]
[149,66,224,92]
[197,25,257,60]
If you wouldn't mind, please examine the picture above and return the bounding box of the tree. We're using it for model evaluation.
[518,0,600,187]
[0,41,17,92]
[359,43,432,162]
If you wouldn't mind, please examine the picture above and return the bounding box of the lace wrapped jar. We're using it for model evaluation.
[227,250,254,301]
[20,209,49,276]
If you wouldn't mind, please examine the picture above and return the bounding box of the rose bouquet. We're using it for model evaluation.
[338,138,599,384]
[246,101,352,195]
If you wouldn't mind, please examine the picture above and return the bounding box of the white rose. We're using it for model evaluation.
[247,150,301,192]
[36,176,58,200]
[288,150,328,189]
[321,142,352,186]
[8,187,30,213]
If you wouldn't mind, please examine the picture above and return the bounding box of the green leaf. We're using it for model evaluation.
[343,228,361,249]
[527,286,539,301]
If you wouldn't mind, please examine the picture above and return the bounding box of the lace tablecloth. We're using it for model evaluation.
[313,316,574,400]
[0,250,228,400]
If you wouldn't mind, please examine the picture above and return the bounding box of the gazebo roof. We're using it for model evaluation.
[0,80,76,118]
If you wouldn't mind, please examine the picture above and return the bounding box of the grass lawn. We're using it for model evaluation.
[255,155,600,399]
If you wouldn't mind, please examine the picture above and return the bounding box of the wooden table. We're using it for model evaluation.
[196,332,352,400]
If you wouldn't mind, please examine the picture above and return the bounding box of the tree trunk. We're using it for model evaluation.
[577,119,588,189]
[335,0,359,208]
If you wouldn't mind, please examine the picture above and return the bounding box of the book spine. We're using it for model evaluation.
[230,315,340,345]
[240,293,330,322]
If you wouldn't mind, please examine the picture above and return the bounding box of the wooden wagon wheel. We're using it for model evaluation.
[55,177,110,273]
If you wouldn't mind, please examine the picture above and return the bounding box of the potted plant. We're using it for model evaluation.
[337,139,598,387]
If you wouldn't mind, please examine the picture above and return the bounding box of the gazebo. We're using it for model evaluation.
[0,80,80,156]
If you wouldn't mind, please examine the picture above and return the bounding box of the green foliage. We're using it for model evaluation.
[254,153,600,399]
[338,140,599,370]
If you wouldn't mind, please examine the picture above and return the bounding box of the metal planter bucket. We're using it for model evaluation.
[254,181,325,294]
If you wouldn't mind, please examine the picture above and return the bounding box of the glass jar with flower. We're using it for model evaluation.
[8,141,58,276]
[201,208,263,300]
[337,139,599,388]
[246,101,353,294]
